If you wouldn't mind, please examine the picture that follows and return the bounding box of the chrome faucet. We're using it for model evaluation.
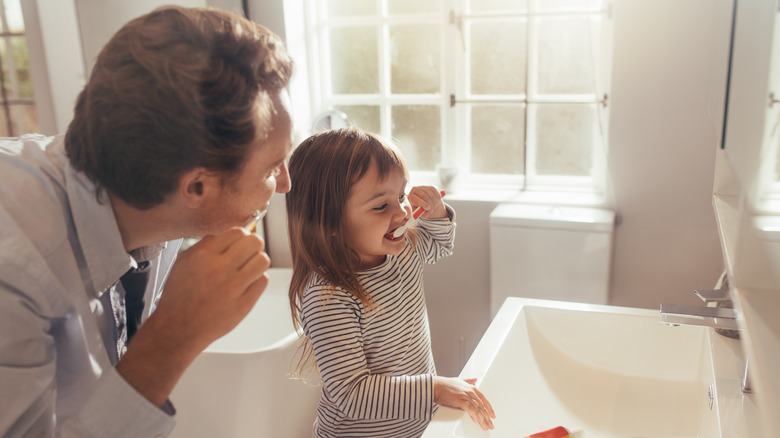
[660,288,752,393]
[660,289,739,332]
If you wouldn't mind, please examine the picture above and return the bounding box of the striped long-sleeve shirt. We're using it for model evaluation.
[301,209,456,438]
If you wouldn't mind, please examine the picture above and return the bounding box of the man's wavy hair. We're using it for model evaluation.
[65,6,293,209]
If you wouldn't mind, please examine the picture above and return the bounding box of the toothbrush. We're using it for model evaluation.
[390,190,445,238]
[244,202,270,232]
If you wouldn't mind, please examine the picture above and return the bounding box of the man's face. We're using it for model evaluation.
[197,91,294,234]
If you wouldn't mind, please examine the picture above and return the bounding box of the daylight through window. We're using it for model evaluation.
[308,0,612,193]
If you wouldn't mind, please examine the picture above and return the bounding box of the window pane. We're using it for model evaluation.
[329,27,379,94]
[16,104,39,134]
[391,105,441,171]
[388,0,438,14]
[390,24,440,94]
[533,104,594,176]
[335,104,381,134]
[4,37,33,98]
[469,0,528,13]
[470,20,526,95]
[0,105,38,137]
[471,105,525,174]
[535,0,602,12]
[775,136,780,182]
[536,17,598,96]
[325,0,376,18]
[3,0,24,32]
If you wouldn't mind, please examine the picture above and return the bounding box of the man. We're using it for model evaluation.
[0,6,294,437]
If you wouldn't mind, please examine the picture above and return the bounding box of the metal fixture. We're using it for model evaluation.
[660,288,752,393]
[659,303,738,331]
[769,92,780,107]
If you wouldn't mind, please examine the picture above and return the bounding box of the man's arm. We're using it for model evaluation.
[116,228,270,407]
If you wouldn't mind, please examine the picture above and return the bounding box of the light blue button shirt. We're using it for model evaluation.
[0,134,180,437]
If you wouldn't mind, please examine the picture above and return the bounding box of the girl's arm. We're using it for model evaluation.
[407,186,455,264]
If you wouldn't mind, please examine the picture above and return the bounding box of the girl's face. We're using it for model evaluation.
[343,161,411,270]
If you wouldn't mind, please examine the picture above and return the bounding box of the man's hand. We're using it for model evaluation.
[116,227,270,407]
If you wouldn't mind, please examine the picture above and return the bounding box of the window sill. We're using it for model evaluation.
[440,186,610,209]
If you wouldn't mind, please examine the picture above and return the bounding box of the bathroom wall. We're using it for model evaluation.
[424,0,728,375]
[255,0,728,375]
[28,0,728,377]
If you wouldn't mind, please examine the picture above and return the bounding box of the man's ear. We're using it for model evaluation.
[178,167,215,208]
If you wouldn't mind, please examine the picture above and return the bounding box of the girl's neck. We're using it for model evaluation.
[357,255,387,271]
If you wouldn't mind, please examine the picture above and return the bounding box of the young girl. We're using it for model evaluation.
[286,128,495,437]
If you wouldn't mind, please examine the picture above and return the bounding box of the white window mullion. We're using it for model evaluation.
[440,1,455,171]
[315,0,331,113]
[441,0,460,173]
[378,5,391,141]
[525,3,539,187]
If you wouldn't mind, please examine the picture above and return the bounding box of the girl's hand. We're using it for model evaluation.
[407,186,447,220]
[433,376,496,430]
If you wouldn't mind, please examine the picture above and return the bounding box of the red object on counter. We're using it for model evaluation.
[524,425,571,438]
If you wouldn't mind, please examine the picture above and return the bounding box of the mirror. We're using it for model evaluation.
[753,7,780,214]
[718,0,780,434]
[721,0,777,193]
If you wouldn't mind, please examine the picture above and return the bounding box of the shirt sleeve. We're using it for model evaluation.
[71,368,176,438]
[414,203,456,264]
[0,262,175,438]
[0,278,59,438]
[301,285,435,421]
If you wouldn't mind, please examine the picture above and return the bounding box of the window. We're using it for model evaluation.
[754,8,780,213]
[0,0,37,136]
[301,0,613,194]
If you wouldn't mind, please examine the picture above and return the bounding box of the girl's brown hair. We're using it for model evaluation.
[286,128,414,376]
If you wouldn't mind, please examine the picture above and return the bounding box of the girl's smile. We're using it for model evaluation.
[344,161,410,270]
[383,230,405,242]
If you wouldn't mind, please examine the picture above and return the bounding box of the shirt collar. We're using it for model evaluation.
[64,157,165,296]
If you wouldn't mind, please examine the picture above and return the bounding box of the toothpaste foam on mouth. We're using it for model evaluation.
[385,230,403,240]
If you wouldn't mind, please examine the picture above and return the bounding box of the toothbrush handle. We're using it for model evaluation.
[412,190,444,220]
[410,190,445,220]
[391,191,446,238]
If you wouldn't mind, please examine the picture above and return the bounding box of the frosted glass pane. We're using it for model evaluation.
[3,0,24,32]
[335,105,381,134]
[391,105,441,171]
[775,135,780,181]
[534,104,594,176]
[388,0,438,14]
[469,0,527,12]
[329,27,378,94]
[470,21,526,95]
[325,0,376,17]
[536,17,598,95]
[536,0,602,12]
[390,24,440,94]
[471,105,525,174]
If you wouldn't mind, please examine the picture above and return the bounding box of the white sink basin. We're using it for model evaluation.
[424,298,721,438]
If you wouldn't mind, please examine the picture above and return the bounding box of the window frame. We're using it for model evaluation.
[0,0,38,136]
[296,0,614,201]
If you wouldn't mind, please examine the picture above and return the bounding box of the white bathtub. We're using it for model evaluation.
[169,268,320,438]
